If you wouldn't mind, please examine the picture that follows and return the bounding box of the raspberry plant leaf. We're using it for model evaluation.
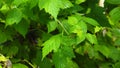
[6,8,22,26]
[42,34,61,59]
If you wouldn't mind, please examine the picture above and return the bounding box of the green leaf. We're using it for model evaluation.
[114,62,120,68]
[83,17,99,26]
[109,7,120,24]
[115,39,120,46]
[47,21,58,33]
[38,0,72,19]
[86,33,98,44]
[42,34,61,59]
[13,20,29,37]
[2,45,19,56]
[6,8,22,26]
[71,21,87,44]
[32,50,52,68]
[75,0,86,4]
[13,63,28,68]
[0,65,2,68]
[106,0,120,4]
[0,4,9,14]
[12,0,28,6]
[94,45,110,58]
[58,0,73,9]
[0,30,7,44]
[0,54,7,62]
[53,46,76,68]
[68,16,79,25]
[109,46,120,61]
[28,0,38,9]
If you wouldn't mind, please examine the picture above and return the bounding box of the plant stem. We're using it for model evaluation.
[57,20,69,35]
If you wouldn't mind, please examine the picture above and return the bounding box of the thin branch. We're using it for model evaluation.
[57,20,69,35]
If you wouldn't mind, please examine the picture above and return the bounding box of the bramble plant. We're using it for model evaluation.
[0,0,120,68]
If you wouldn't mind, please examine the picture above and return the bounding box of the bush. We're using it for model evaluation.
[0,0,120,68]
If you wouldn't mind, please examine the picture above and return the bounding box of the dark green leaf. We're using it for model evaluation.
[13,20,29,37]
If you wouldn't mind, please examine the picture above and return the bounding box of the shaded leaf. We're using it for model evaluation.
[13,20,29,37]
[28,0,38,9]
[53,46,76,68]
[94,45,110,58]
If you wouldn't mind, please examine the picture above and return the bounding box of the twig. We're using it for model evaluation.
[57,20,69,35]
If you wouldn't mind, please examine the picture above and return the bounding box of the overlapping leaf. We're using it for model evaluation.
[47,21,58,33]
[42,34,61,59]
[38,0,73,19]
[6,8,22,26]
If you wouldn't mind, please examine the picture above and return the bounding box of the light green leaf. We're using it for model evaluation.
[106,0,120,4]
[38,0,60,19]
[0,65,2,68]
[109,7,120,24]
[71,21,87,44]
[0,54,7,62]
[13,20,29,37]
[6,8,22,26]
[68,16,78,25]
[38,0,72,19]
[83,17,99,26]
[42,34,61,59]
[75,0,86,4]
[94,26,102,33]
[47,21,58,33]
[13,63,28,68]
[59,0,73,9]
[86,33,98,44]
[0,4,9,14]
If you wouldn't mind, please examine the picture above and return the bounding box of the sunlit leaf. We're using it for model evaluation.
[75,0,86,4]
[42,34,61,59]
[6,8,22,26]
[38,0,72,19]
[47,21,58,33]
[86,33,98,44]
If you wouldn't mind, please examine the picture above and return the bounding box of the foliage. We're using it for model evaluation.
[0,0,120,68]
